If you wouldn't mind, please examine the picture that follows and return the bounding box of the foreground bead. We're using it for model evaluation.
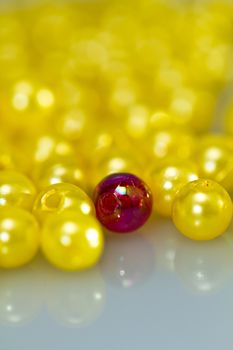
[172,179,233,241]
[94,173,153,233]
[0,207,40,268]
[41,211,104,270]
[33,183,95,223]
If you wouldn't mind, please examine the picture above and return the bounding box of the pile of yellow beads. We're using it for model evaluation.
[0,0,233,270]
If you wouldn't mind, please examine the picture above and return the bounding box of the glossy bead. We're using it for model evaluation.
[23,135,76,177]
[94,173,153,233]
[35,161,87,191]
[0,170,36,210]
[195,135,233,191]
[90,150,141,189]
[0,207,40,268]
[147,128,196,162]
[172,179,233,241]
[41,211,104,270]
[33,183,95,223]
[150,162,199,217]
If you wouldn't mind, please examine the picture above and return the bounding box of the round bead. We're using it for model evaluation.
[150,162,199,217]
[147,128,196,162]
[0,207,40,268]
[172,179,233,241]
[93,173,153,233]
[90,150,141,189]
[35,161,87,191]
[194,135,233,191]
[33,183,95,223]
[0,170,36,210]
[41,211,104,270]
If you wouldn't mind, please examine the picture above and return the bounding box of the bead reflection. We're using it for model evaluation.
[0,256,44,326]
[101,230,154,288]
[175,233,233,294]
[46,266,106,327]
[150,219,180,272]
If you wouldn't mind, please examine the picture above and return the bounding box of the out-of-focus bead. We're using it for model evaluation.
[150,161,199,217]
[35,162,87,191]
[0,207,40,268]
[169,88,216,132]
[0,170,36,210]
[90,150,142,190]
[194,134,233,191]
[33,183,95,223]
[41,211,104,270]
[146,128,196,163]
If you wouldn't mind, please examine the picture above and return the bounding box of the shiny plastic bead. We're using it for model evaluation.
[195,135,233,191]
[147,128,196,162]
[0,170,36,210]
[33,183,95,223]
[90,150,142,189]
[41,211,104,270]
[94,173,153,233]
[35,161,87,191]
[0,207,40,268]
[172,179,233,241]
[150,162,199,217]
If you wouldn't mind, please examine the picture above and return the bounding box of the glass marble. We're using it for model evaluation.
[41,211,104,270]
[93,173,153,233]
[0,207,40,268]
[0,170,37,210]
[172,179,233,241]
[33,183,95,223]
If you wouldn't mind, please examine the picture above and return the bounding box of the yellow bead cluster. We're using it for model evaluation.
[0,0,233,269]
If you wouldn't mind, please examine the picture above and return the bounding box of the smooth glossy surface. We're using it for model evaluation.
[195,135,233,191]
[0,207,40,268]
[172,179,233,241]
[147,128,196,162]
[35,162,87,191]
[150,162,198,217]
[33,183,95,223]
[0,170,37,210]
[41,211,104,270]
[94,173,153,233]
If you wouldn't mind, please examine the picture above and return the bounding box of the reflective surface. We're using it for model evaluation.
[94,173,153,233]
[2,218,233,350]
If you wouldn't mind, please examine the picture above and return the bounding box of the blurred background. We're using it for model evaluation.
[1,0,233,349]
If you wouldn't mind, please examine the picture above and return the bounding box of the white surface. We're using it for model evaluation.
[1,217,233,350]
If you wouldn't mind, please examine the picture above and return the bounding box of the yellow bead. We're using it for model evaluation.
[0,170,36,210]
[147,128,196,162]
[22,134,77,180]
[0,207,40,268]
[35,161,87,191]
[33,183,95,223]
[172,179,232,241]
[90,150,141,189]
[195,135,233,191]
[169,88,215,132]
[224,101,233,134]
[150,162,199,217]
[41,211,104,270]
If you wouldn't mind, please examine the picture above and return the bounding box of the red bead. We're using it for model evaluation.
[93,173,153,233]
